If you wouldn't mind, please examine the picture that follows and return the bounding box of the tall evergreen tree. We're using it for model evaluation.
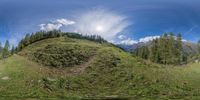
[2,40,10,59]
[176,33,183,64]
[150,39,159,63]
[168,32,175,64]
[11,45,15,55]
[24,34,31,46]
[160,33,169,64]
[0,42,2,51]
[0,42,2,58]
[198,40,200,54]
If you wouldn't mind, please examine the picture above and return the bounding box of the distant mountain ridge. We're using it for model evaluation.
[118,40,199,55]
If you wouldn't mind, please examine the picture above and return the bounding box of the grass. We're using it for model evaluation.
[18,37,104,68]
[0,37,200,99]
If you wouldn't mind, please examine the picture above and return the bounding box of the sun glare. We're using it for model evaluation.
[95,25,104,32]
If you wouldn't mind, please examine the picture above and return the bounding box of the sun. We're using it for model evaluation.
[95,25,104,32]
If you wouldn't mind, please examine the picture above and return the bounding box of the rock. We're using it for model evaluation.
[195,60,199,63]
[1,76,10,80]
[47,77,56,81]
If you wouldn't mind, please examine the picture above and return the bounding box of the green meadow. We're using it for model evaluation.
[0,37,200,99]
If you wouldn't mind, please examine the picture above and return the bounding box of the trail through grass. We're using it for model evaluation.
[0,37,200,99]
[0,53,200,99]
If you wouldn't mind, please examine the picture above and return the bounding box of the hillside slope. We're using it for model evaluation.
[0,37,200,99]
[18,37,104,68]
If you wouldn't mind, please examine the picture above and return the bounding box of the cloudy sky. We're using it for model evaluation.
[0,0,200,45]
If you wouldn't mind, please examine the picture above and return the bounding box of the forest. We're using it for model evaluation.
[133,33,200,65]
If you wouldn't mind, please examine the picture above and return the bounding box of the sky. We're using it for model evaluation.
[0,0,200,46]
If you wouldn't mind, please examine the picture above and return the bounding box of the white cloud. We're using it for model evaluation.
[173,36,187,42]
[117,35,160,45]
[39,18,75,31]
[39,23,62,31]
[56,19,75,25]
[139,36,160,43]
[75,8,130,40]
[182,39,187,42]
[39,9,130,41]
[118,35,127,40]
[119,38,138,45]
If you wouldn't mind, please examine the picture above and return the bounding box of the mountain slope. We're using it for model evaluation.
[120,41,199,55]
[0,37,200,99]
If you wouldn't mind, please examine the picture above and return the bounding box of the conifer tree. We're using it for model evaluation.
[168,32,175,64]
[150,39,159,63]
[11,45,15,55]
[160,33,168,64]
[176,33,183,64]
[24,34,31,46]
[2,40,10,59]
[198,40,200,54]
[0,42,2,51]
[0,42,2,58]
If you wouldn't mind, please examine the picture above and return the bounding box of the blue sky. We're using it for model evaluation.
[0,0,200,45]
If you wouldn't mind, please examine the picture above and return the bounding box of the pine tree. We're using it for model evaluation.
[0,42,2,59]
[11,45,15,55]
[176,33,183,64]
[2,40,10,59]
[198,40,200,54]
[168,32,175,64]
[0,42,2,51]
[150,39,159,63]
[24,34,31,46]
[159,33,168,64]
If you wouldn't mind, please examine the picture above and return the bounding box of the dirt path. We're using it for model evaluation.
[68,56,96,75]
[16,54,96,76]
[36,56,97,77]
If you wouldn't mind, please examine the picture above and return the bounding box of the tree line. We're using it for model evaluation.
[1,30,107,59]
[1,31,200,63]
[16,30,106,52]
[133,33,187,65]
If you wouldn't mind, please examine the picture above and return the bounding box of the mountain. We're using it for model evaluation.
[119,41,199,55]
[0,34,200,99]
[118,42,152,52]
[182,41,199,55]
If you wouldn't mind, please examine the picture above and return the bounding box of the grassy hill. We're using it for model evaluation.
[18,37,103,68]
[0,37,200,99]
